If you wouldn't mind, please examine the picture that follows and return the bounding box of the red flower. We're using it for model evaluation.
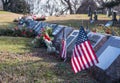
[43,33,51,41]
[22,31,26,35]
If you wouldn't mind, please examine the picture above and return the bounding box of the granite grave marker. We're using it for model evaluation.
[89,36,120,83]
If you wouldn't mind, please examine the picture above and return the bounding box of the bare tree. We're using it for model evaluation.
[76,0,97,14]
[60,0,82,14]
[94,0,105,8]
[1,0,30,14]
[26,0,83,16]
[1,0,11,10]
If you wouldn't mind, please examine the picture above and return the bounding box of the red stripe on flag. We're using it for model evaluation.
[80,43,91,68]
[85,41,96,65]
[73,47,82,71]
[83,41,94,66]
[76,45,86,70]
[87,41,99,63]
[71,57,77,73]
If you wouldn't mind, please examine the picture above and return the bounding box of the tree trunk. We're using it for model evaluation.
[66,0,73,14]
[1,0,11,11]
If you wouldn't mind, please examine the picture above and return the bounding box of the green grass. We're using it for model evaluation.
[0,36,33,54]
[0,11,11,14]
[0,11,21,29]
[0,58,98,83]
[0,22,17,29]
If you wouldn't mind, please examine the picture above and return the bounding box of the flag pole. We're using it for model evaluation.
[64,27,67,62]
[61,27,67,62]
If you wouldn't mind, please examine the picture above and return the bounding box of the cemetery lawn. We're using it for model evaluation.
[46,14,111,28]
[0,36,33,54]
[0,36,98,83]
[0,11,22,29]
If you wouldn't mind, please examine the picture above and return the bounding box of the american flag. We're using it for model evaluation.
[71,26,98,73]
[61,39,67,59]
[61,28,67,60]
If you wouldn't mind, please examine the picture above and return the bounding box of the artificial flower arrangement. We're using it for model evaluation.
[31,27,56,53]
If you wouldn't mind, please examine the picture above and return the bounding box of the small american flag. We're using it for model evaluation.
[61,28,67,60]
[61,39,67,59]
[71,26,98,73]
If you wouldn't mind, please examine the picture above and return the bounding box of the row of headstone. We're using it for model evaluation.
[18,18,58,35]
[19,18,120,82]
[54,25,120,83]
[61,29,120,82]
[18,18,74,52]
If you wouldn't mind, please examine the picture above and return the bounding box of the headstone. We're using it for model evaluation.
[27,20,38,29]
[52,25,73,39]
[32,21,41,29]
[52,25,64,51]
[105,21,113,27]
[35,26,42,33]
[52,25,64,38]
[64,27,74,37]
[32,22,47,33]
[53,26,73,52]
[66,30,79,57]
[94,10,98,21]
[87,32,108,52]
[48,23,58,31]
[89,36,120,83]
[112,12,118,25]
[33,22,43,33]
[112,11,118,26]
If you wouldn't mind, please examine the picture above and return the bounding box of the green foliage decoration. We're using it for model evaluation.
[0,27,36,38]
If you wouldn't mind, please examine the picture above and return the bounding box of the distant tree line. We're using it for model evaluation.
[1,0,30,14]
[1,0,120,15]
[104,0,120,8]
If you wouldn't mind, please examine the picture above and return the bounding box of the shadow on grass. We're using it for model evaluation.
[0,22,18,29]
[46,19,110,29]
[14,46,98,83]
[0,34,99,82]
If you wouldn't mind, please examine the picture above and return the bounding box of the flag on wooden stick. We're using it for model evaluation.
[71,26,98,73]
[60,28,67,60]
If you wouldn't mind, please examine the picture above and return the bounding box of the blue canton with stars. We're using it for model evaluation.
[76,26,88,45]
